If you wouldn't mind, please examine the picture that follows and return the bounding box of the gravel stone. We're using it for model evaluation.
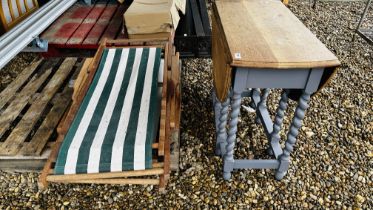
[0,0,372,209]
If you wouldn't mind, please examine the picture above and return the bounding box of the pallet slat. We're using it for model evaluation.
[19,88,72,156]
[0,58,77,156]
[73,58,93,102]
[0,59,42,111]
[44,5,94,45]
[0,142,52,171]
[82,5,117,46]
[66,4,106,45]
[99,4,126,42]
[0,68,52,140]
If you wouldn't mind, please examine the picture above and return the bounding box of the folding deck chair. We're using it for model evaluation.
[39,38,181,191]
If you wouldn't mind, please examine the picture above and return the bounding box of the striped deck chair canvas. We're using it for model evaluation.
[54,47,162,175]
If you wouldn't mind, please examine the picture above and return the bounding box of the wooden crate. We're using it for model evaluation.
[0,58,83,170]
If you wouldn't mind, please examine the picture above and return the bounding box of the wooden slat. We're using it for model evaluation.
[41,5,83,41]
[164,70,172,176]
[0,142,53,170]
[43,5,94,45]
[170,55,179,128]
[170,53,181,171]
[82,4,117,46]
[159,57,172,190]
[106,38,168,46]
[167,32,175,69]
[59,46,105,135]
[66,4,106,45]
[158,43,170,156]
[46,168,164,182]
[0,59,42,111]
[73,58,93,102]
[38,136,63,189]
[99,4,126,42]
[173,53,181,130]
[55,178,160,185]
[0,66,53,140]
[0,58,77,156]
[19,88,72,156]
[0,142,52,158]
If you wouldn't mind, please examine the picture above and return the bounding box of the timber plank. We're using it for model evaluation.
[47,168,164,182]
[170,53,180,171]
[0,59,42,111]
[82,5,117,46]
[73,58,93,102]
[41,5,82,41]
[0,142,52,171]
[100,4,126,42]
[0,58,77,156]
[44,5,94,45]
[19,88,72,156]
[0,68,52,140]
[66,4,106,45]
[55,178,160,185]
[158,43,170,157]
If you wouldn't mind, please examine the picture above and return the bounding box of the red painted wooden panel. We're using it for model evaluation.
[82,4,117,46]
[66,4,106,45]
[41,5,82,41]
[100,4,127,43]
[43,5,94,45]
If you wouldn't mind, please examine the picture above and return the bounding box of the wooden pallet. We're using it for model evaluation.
[41,1,128,57]
[0,58,83,169]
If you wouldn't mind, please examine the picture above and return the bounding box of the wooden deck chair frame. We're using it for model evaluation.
[0,0,39,32]
[39,37,181,192]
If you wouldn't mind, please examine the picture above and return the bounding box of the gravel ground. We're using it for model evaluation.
[0,53,39,92]
[0,1,372,209]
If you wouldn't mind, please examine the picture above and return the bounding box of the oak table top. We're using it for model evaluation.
[213,0,340,69]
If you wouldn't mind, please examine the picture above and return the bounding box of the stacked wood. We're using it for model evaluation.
[0,58,82,170]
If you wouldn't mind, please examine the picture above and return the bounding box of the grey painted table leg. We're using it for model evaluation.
[213,90,220,138]
[268,90,289,157]
[223,90,242,180]
[275,90,311,180]
[215,92,230,156]
[256,88,270,124]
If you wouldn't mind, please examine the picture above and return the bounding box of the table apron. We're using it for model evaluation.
[234,68,324,92]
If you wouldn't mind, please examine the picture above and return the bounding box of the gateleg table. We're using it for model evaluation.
[212,0,340,180]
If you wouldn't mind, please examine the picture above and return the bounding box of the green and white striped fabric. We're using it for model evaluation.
[55,47,162,175]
